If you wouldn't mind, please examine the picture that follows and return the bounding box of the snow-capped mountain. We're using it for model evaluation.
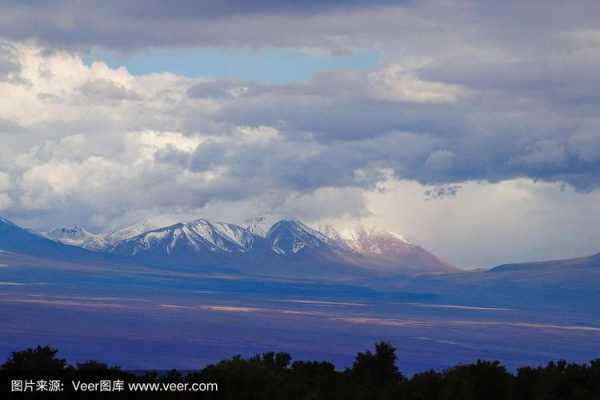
[330,226,456,274]
[104,218,175,245]
[342,226,412,252]
[44,218,183,251]
[102,217,457,276]
[0,217,118,263]
[266,219,332,255]
[37,216,457,277]
[110,219,262,267]
[44,225,108,250]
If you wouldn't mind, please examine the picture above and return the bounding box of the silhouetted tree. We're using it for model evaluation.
[2,343,600,399]
[514,359,600,400]
[348,341,405,399]
[440,360,512,400]
[2,346,66,374]
[407,370,444,400]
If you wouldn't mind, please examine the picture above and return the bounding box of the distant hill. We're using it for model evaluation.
[401,251,600,311]
[491,253,600,272]
[0,217,119,265]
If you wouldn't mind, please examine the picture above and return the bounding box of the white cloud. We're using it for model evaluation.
[368,63,465,104]
[19,156,120,209]
[331,178,600,268]
[135,130,203,160]
[236,125,280,144]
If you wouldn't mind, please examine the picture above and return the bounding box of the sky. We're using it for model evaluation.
[0,0,599,268]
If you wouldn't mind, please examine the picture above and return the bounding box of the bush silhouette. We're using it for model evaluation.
[2,346,67,374]
[1,343,600,399]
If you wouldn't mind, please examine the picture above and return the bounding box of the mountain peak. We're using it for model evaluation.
[44,225,106,249]
[106,218,178,243]
[48,225,90,237]
[268,219,320,233]
[111,217,259,260]
[266,219,330,255]
[186,218,257,250]
[343,226,413,255]
[355,226,411,244]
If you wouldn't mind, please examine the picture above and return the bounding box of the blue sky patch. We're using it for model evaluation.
[84,47,381,83]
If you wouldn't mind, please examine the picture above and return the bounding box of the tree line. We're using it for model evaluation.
[1,342,599,399]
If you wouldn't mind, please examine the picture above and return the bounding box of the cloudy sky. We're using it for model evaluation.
[0,0,599,268]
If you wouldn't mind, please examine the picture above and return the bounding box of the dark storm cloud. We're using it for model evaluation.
[419,55,600,109]
[188,72,467,142]
[0,0,599,57]
[0,0,404,51]
[115,0,403,18]
[183,62,600,192]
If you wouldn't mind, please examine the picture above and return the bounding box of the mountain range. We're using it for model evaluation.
[40,217,456,280]
[2,215,600,310]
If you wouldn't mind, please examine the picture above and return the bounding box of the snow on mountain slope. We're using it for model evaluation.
[318,225,457,274]
[42,219,172,251]
[105,218,175,245]
[266,220,332,255]
[40,217,457,276]
[44,226,108,250]
[0,216,119,263]
[343,227,411,254]
[110,219,260,261]
[187,219,257,251]
[260,220,456,275]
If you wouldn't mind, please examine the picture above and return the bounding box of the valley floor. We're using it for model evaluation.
[0,283,599,375]
[1,253,599,375]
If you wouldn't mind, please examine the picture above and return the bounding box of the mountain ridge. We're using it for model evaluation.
[37,217,457,278]
[490,252,600,273]
[44,225,108,250]
[0,217,121,264]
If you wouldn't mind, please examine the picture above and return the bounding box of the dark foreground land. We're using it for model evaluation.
[2,343,599,399]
